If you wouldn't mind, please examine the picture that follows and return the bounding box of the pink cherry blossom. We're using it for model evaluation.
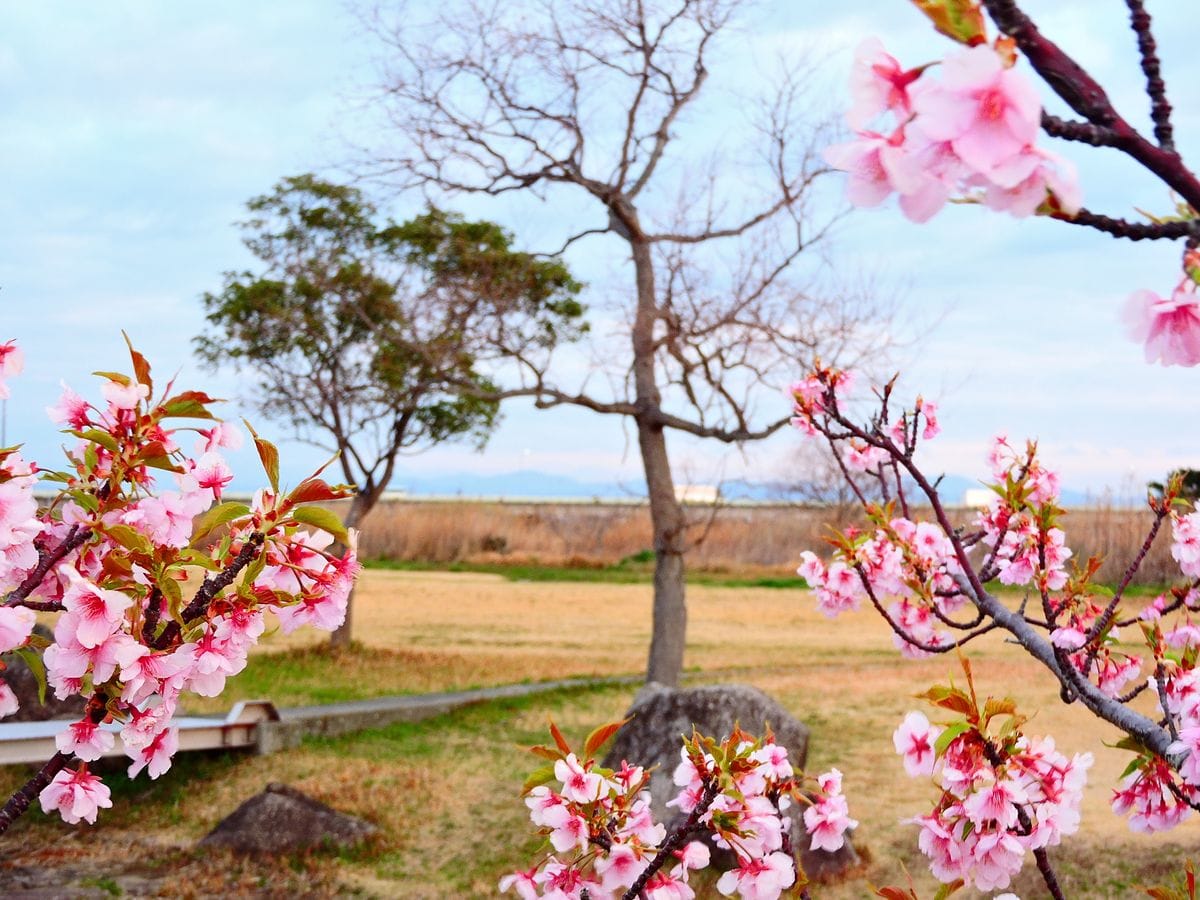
[803,768,857,852]
[918,399,939,439]
[56,718,115,762]
[60,569,133,649]
[498,867,541,900]
[548,810,589,853]
[126,726,179,780]
[46,381,92,428]
[192,452,234,501]
[823,129,922,209]
[1173,511,1200,577]
[1123,285,1200,367]
[100,378,150,410]
[983,146,1082,216]
[555,752,606,804]
[594,842,647,893]
[0,341,22,400]
[39,766,112,825]
[195,421,243,455]
[122,489,210,549]
[0,679,18,718]
[0,605,35,653]
[893,711,941,777]
[847,37,922,129]
[714,851,795,899]
[914,45,1041,178]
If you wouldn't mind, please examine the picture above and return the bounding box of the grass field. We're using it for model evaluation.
[0,569,1193,897]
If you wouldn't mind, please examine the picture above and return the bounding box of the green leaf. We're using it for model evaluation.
[242,550,267,588]
[909,0,987,45]
[160,390,219,419]
[161,576,184,623]
[934,720,972,756]
[68,489,100,514]
[14,646,47,705]
[1119,755,1147,781]
[244,421,279,492]
[92,371,131,387]
[103,524,153,555]
[141,454,185,474]
[521,763,558,795]
[190,501,251,545]
[933,880,964,899]
[72,429,119,454]
[291,505,349,543]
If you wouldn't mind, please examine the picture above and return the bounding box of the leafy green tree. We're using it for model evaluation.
[1150,468,1200,505]
[198,174,583,645]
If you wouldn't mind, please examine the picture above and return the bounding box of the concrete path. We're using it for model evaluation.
[258,674,643,753]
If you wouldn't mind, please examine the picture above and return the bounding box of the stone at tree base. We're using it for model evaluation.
[602,682,862,885]
[199,783,378,854]
[0,624,85,722]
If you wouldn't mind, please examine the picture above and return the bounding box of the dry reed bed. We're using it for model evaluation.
[348,499,1179,584]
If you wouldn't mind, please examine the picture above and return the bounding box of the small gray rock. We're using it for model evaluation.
[602,683,861,885]
[199,783,378,854]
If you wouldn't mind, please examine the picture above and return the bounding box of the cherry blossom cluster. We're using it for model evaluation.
[504,722,853,900]
[786,360,1200,895]
[824,36,1081,226]
[892,672,1092,893]
[1121,248,1200,368]
[0,340,360,832]
[841,0,1200,368]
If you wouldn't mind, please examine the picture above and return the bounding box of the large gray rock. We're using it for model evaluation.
[1,625,85,722]
[199,783,378,854]
[602,683,861,885]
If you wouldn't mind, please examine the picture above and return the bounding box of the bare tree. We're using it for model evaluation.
[361,0,883,685]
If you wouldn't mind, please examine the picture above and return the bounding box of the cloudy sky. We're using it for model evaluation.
[0,1,1196,499]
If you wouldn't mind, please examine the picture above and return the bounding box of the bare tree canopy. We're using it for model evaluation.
[360,0,889,684]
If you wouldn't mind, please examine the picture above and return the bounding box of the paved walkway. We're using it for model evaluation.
[258,673,644,753]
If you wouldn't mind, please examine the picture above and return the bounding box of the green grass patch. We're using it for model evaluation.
[362,556,809,589]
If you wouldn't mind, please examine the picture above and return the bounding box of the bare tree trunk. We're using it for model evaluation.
[629,232,687,687]
[329,492,371,649]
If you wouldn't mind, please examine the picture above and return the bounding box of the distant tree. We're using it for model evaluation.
[1150,468,1200,505]
[197,174,583,646]
[361,0,885,685]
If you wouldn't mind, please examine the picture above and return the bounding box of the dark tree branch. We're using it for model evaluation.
[982,0,1200,210]
[151,533,265,650]
[1050,208,1194,241]
[1125,0,1174,151]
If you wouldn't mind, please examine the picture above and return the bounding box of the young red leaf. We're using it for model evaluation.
[583,718,629,758]
[548,720,571,755]
[288,477,355,506]
[909,0,987,46]
[244,420,280,492]
[123,332,153,394]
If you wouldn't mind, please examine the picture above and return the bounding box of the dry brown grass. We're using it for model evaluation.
[349,498,1178,584]
[1,571,1193,896]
